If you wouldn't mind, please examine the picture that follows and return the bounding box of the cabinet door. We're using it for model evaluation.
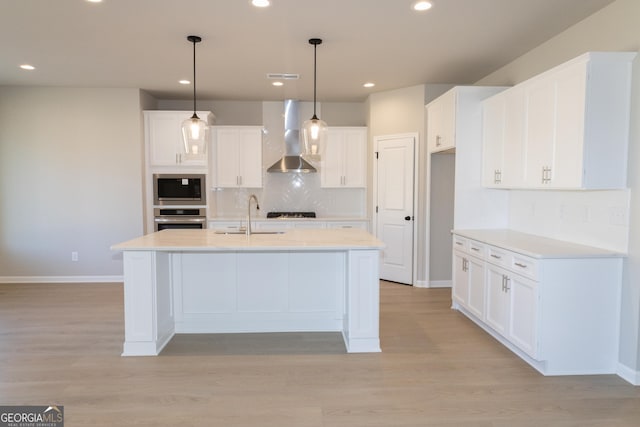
[147,112,184,166]
[146,111,209,167]
[452,251,469,307]
[524,77,556,187]
[427,90,456,152]
[550,62,587,189]
[321,128,366,188]
[507,274,538,358]
[467,256,486,319]
[321,129,344,187]
[485,264,509,336]
[501,88,526,187]
[213,127,263,188]
[214,127,241,187]
[481,95,505,187]
[343,129,367,187]
[238,128,263,188]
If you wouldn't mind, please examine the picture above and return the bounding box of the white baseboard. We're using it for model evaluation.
[0,275,123,284]
[412,280,452,288]
[617,362,640,386]
[429,280,452,288]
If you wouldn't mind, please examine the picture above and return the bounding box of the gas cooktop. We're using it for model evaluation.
[266,212,317,219]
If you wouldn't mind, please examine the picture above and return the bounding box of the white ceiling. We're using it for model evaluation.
[1,0,615,102]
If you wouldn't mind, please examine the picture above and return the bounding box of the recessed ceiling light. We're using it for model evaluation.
[251,0,271,7]
[86,0,103,3]
[272,81,284,87]
[363,82,375,88]
[20,64,35,70]
[179,80,191,85]
[412,1,433,12]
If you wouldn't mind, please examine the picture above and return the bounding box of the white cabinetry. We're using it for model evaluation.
[485,262,538,358]
[482,51,636,189]
[452,237,486,319]
[145,110,213,167]
[426,89,456,152]
[212,126,263,188]
[482,88,525,188]
[451,230,622,375]
[321,127,367,188]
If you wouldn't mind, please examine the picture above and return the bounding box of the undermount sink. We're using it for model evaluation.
[214,230,285,235]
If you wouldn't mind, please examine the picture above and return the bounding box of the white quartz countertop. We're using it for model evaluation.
[208,217,369,222]
[453,229,624,259]
[112,228,385,252]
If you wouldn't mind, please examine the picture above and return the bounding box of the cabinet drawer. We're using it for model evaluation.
[487,246,509,268]
[467,240,486,258]
[511,254,538,280]
[453,236,468,251]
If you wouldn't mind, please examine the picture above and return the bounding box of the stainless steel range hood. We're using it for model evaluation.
[267,99,317,173]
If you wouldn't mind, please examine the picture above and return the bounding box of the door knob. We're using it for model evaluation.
[404,216,411,221]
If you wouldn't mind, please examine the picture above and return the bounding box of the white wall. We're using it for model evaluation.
[0,87,145,280]
[475,0,640,378]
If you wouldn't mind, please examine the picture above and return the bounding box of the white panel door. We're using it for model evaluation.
[375,135,415,284]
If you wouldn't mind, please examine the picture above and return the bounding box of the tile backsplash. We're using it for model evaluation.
[209,101,367,219]
[508,189,630,252]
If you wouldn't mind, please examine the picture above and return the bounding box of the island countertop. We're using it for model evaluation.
[112,228,385,252]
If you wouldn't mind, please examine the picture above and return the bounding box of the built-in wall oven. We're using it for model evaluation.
[154,208,207,231]
[153,174,206,206]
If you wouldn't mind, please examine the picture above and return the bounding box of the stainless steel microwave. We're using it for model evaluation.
[153,174,206,206]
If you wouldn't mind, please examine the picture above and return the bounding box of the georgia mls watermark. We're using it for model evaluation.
[0,406,63,427]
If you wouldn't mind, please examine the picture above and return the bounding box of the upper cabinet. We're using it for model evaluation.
[482,52,636,190]
[482,87,526,188]
[321,127,367,188]
[211,126,263,188]
[145,110,214,168]
[426,89,456,153]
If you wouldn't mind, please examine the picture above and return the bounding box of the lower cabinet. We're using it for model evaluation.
[485,263,538,358]
[451,231,622,376]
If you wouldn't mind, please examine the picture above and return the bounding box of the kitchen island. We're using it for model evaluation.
[112,228,384,356]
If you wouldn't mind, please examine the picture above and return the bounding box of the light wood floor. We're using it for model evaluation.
[1,281,638,426]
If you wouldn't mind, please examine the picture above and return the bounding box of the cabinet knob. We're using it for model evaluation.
[404,216,412,221]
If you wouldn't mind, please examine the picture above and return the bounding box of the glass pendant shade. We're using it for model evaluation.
[182,113,208,155]
[302,115,327,156]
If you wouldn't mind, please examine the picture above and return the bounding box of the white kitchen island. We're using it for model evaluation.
[112,228,384,356]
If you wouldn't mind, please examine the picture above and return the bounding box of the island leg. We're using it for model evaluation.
[342,249,381,353]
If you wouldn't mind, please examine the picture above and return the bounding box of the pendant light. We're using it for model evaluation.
[302,38,328,156]
[181,35,209,155]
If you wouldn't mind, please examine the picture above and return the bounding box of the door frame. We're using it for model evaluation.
[372,133,420,286]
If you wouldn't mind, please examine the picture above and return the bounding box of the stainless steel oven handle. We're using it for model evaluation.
[154,217,207,223]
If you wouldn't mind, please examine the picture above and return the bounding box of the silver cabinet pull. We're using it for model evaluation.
[494,169,502,184]
[471,247,480,252]
[490,254,501,259]
[514,262,527,269]
[455,241,463,246]
[436,135,442,147]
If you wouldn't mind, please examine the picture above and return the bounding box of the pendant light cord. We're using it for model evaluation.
[313,42,317,117]
[192,38,197,116]
[187,35,202,119]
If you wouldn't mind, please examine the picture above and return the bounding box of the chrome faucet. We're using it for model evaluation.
[247,194,260,235]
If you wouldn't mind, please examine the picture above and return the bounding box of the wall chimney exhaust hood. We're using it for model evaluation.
[267,100,317,173]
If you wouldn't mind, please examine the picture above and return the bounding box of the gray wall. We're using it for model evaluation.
[0,87,145,279]
[475,0,640,376]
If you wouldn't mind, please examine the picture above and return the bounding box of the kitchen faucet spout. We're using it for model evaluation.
[247,194,260,235]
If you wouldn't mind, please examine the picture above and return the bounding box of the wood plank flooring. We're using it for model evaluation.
[0,281,638,426]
